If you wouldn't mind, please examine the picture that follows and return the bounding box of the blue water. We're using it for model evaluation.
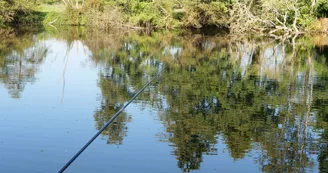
[0,28,327,173]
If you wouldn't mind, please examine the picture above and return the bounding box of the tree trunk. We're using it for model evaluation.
[311,0,316,13]
[292,1,299,33]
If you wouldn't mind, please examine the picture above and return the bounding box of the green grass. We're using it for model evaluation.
[34,4,65,13]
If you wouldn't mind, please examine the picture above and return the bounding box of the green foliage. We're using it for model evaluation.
[181,0,228,28]
[1,0,327,33]
[114,0,176,28]
[0,0,45,25]
[316,0,328,17]
[41,0,60,5]
[43,8,86,26]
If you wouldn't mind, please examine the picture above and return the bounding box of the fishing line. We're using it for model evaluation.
[58,63,165,173]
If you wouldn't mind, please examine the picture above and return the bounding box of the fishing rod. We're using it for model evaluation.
[58,64,165,173]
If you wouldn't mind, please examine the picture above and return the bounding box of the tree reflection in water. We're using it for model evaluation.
[0,28,48,98]
[87,31,328,172]
[4,27,327,172]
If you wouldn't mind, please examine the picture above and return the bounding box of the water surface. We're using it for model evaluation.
[0,27,327,173]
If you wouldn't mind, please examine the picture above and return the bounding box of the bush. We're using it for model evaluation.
[316,0,328,17]
[43,8,86,26]
[0,0,45,25]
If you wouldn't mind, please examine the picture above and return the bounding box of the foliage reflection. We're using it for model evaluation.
[2,27,327,172]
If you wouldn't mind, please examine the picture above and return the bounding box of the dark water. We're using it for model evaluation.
[0,27,327,173]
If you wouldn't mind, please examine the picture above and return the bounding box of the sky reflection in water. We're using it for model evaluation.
[0,28,327,173]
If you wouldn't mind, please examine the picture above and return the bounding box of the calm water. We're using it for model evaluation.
[0,27,327,173]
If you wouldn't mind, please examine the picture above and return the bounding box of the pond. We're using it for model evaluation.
[0,27,327,173]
